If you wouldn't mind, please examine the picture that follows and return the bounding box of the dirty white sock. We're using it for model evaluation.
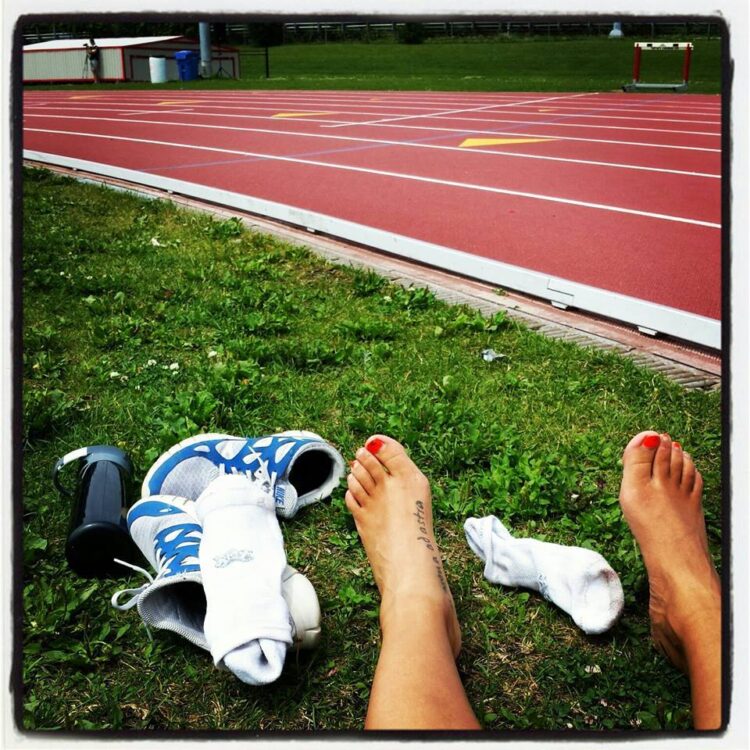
[195,474,292,685]
[464,515,623,634]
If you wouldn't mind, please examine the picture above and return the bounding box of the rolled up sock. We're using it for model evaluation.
[195,474,292,685]
[464,515,623,634]
[223,640,287,686]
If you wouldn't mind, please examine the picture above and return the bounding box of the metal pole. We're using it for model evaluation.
[199,22,211,77]
[632,44,642,83]
[682,43,693,84]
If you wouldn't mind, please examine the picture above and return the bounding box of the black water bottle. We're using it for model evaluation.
[53,445,143,578]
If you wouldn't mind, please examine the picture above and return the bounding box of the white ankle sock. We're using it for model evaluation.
[464,515,623,634]
[195,474,292,684]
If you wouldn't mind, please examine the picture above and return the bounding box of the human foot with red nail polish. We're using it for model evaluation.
[345,435,478,729]
[346,435,462,657]
[619,431,721,729]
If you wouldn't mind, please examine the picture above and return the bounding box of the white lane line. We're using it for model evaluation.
[27,98,721,129]
[324,92,592,128]
[24,113,720,179]
[331,120,721,153]
[30,103,721,138]
[24,127,721,228]
[461,110,721,126]
[119,109,197,116]
[26,92,577,111]
[26,91,721,117]
[453,120,719,137]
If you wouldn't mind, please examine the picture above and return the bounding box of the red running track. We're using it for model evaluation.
[23,89,722,344]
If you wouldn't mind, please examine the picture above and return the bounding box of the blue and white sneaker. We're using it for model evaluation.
[111,495,322,650]
[111,495,206,648]
[141,431,345,519]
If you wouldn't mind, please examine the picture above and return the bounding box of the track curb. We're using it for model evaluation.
[25,159,721,391]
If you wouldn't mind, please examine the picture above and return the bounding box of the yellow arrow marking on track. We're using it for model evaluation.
[539,108,557,111]
[69,94,102,99]
[273,111,334,118]
[459,137,554,148]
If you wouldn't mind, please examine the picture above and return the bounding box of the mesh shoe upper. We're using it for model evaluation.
[112,496,207,648]
[141,432,345,518]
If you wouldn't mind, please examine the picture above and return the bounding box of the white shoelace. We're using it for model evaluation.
[110,528,200,611]
[218,444,275,491]
[110,558,156,611]
[110,558,160,641]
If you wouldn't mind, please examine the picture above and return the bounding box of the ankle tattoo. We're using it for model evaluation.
[414,500,448,593]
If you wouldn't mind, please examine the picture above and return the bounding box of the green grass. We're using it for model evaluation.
[21,168,722,732]
[28,36,722,93]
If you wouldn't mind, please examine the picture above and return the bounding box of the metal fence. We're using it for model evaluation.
[276,20,721,43]
[22,29,76,44]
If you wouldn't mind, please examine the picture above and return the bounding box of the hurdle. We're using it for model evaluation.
[622,41,693,92]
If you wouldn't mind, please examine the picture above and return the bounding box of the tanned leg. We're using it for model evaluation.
[345,435,480,730]
[619,431,722,730]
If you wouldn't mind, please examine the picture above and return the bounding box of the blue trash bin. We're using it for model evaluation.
[175,50,199,81]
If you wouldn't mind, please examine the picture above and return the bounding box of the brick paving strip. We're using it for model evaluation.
[26,160,721,392]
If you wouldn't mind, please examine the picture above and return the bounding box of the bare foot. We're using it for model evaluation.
[619,431,721,673]
[344,435,462,658]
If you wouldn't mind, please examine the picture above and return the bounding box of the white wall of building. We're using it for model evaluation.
[23,37,240,83]
[23,46,125,82]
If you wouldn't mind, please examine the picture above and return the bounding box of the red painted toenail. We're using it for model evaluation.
[674,442,681,449]
[642,435,660,449]
[366,438,384,454]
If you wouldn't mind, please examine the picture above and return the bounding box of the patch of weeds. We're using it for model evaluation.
[441,308,509,335]
[91,312,156,349]
[258,340,354,372]
[24,350,68,382]
[24,322,62,354]
[208,216,244,240]
[385,285,437,311]
[184,261,216,284]
[23,530,49,566]
[474,435,582,521]
[23,387,81,441]
[335,584,378,619]
[335,317,398,341]
[236,249,286,278]
[432,479,485,520]
[241,311,292,336]
[201,357,264,408]
[148,390,221,456]
[327,528,361,550]
[350,268,388,297]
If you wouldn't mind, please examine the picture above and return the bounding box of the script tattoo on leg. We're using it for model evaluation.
[413,500,448,593]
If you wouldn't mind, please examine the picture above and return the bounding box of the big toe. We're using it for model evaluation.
[621,431,661,484]
[365,434,418,476]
